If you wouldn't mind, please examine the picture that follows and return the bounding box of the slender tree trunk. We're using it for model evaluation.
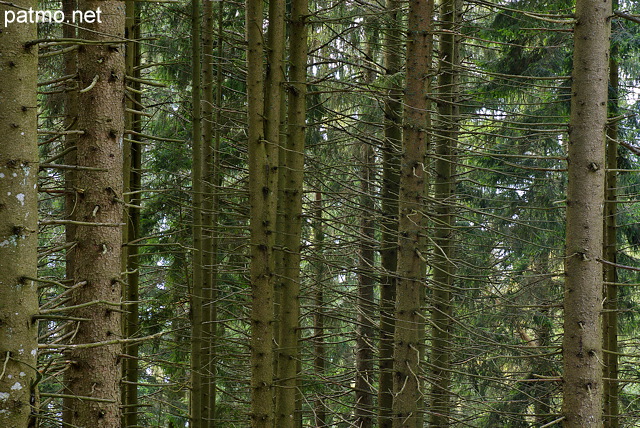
[65,0,126,425]
[262,0,286,419]
[603,38,619,428]
[190,0,205,425]
[0,2,38,425]
[392,0,434,426]
[356,142,375,428]
[247,0,276,423]
[532,253,554,425]
[204,0,226,423]
[562,0,611,425]
[276,0,307,423]
[312,192,327,427]
[201,0,216,422]
[355,22,376,428]
[429,0,458,424]
[123,0,142,425]
[379,2,401,426]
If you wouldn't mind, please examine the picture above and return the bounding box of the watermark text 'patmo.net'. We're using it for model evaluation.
[3,8,102,28]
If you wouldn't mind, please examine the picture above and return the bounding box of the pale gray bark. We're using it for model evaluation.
[0,1,39,425]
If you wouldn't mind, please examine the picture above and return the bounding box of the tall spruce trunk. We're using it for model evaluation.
[356,142,375,428]
[392,0,433,426]
[276,0,307,423]
[379,2,402,425]
[201,0,216,421]
[312,192,327,427]
[123,0,142,424]
[65,0,126,425]
[562,0,611,425]
[0,1,39,425]
[205,1,226,421]
[355,24,376,428]
[247,0,276,423]
[429,0,458,424]
[262,0,285,420]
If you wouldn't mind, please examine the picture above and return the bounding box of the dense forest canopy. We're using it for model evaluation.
[1,0,640,426]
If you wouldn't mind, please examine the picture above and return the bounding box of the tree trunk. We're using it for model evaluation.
[356,142,375,428]
[355,20,376,428]
[392,0,434,425]
[0,1,39,425]
[123,0,142,425]
[429,0,459,424]
[65,0,126,425]
[312,192,327,427]
[262,0,286,420]
[276,0,307,423]
[202,0,226,424]
[201,0,216,422]
[379,2,401,426]
[533,253,554,426]
[247,0,276,423]
[562,0,611,425]
[190,0,205,425]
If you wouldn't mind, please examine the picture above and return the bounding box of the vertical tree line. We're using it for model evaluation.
[562,0,611,425]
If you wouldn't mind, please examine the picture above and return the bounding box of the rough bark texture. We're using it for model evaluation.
[562,0,611,425]
[429,0,458,424]
[392,0,433,426]
[247,0,276,424]
[0,1,39,425]
[276,0,306,423]
[378,2,401,425]
[65,0,126,425]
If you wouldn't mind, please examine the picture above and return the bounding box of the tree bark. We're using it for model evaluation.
[247,0,276,423]
[190,0,205,425]
[312,192,327,427]
[378,2,401,426]
[0,1,39,425]
[276,0,307,423]
[562,0,611,425]
[355,20,376,428]
[123,0,142,425]
[429,0,459,424]
[201,0,216,422]
[65,0,126,425]
[392,0,434,426]
[356,142,375,428]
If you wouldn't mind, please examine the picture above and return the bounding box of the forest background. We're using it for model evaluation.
[1,0,640,426]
